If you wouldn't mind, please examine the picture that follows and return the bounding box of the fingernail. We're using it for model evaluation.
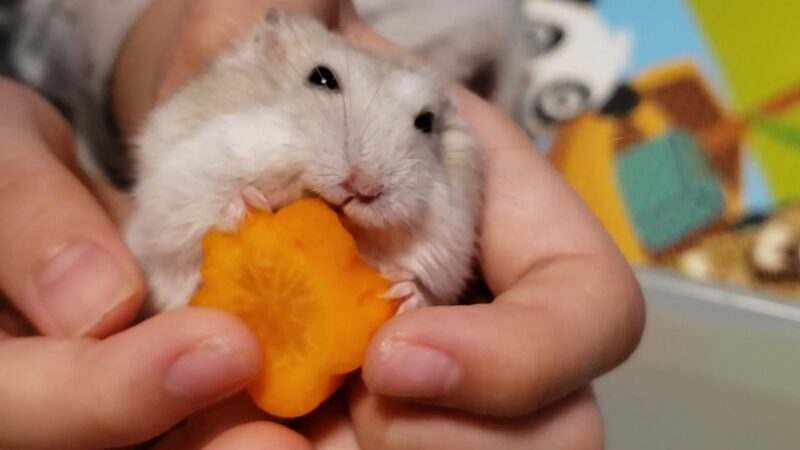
[369,340,460,399]
[165,337,258,401]
[36,241,137,336]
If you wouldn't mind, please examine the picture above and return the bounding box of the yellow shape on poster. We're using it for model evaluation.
[688,0,800,200]
[550,115,648,263]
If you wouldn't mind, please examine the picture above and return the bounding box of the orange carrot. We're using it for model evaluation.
[190,198,397,418]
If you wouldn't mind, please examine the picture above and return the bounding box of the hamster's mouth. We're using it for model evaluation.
[318,195,348,214]
[337,196,357,209]
[315,189,361,213]
[311,187,390,230]
[316,196,355,226]
[321,195,384,230]
[325,196,362,220]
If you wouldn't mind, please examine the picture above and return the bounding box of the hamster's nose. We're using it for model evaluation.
[342,168,383,202]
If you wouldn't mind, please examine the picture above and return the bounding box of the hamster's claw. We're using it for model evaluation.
[242,186,271,211]
[217,186,271,232]
[381,269,430,314]
[218,196,248,232]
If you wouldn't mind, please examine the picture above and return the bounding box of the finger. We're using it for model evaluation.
[296,392,362,450]
[362,265,640,417]
[453,89,643,367]
[0,308,261,450]
[200,422,312,450]
[152,394,311,450]
[0,79,144,338]
[350,381,603,450]
[151,393,268,449]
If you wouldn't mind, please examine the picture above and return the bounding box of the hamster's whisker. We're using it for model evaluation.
[359,105,390,143]
[279,55,333,128]
[341,51,351,148]
[339,0,353,135]
[360,67,388,135]
[284,24,337,130]
[346,50,353,119]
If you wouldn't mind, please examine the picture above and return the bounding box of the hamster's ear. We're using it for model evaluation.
[256,9,327,57]
[255,9,293,57]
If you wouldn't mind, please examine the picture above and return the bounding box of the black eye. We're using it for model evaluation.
[307,66,340,92]
[414,111,435,134]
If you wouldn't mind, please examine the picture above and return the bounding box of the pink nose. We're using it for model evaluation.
[342,168,383,201]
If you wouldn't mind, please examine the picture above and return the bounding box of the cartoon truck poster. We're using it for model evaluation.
[521,0,800,269]
[551,62,744,263]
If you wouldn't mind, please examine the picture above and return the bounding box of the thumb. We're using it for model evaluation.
[0,308,261,450]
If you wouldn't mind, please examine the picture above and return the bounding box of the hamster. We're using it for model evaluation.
[125,10,483,316]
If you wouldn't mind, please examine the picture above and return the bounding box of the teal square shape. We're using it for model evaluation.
[615,131,725,252]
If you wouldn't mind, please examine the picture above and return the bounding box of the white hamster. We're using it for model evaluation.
[125,11,483,316]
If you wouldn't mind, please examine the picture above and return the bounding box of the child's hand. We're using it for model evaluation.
[0,79,309,450]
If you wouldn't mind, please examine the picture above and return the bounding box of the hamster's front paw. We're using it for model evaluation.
[382,269,433,314]
[217,186,272,232]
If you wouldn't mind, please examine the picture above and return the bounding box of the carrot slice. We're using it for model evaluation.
[190,198,396,418]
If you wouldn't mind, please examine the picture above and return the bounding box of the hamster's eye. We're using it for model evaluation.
[414,111,435,134]
[307,66,340,92]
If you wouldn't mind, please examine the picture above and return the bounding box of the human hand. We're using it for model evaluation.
[110,0,646,448]
[340,14,646,450]
[0,79,313,449]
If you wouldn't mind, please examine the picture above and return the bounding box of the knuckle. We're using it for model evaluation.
[0,80,73,157]
[0,165,72,240]
[0,167,51,245]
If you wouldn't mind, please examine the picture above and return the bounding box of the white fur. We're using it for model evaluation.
[126,12,483,315]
